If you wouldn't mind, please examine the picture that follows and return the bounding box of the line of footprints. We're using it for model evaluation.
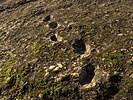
[43,15,86,54]
[43,15,58,41]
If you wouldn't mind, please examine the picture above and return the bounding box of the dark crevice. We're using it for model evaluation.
[61,74,70,82]
[0,87,2,95]
[6,76,16,89]
[42,94,52,100]
[21,82,31,95]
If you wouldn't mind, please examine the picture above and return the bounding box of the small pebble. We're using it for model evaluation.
[56,34,62,42]
[49,65,56,70]
[57,63,63,68]
[39,94,43,98]
[53,67,60,72]
[53,63,63,72]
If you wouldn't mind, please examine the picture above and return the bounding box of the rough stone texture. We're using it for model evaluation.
[0,0,133,100]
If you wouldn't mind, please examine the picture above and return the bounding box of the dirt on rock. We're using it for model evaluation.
[0,0,133,100]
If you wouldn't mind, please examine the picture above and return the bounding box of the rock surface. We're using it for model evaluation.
[0,0,133,100]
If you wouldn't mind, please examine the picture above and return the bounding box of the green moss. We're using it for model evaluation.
[53,82,63,96]
[37,71,46,77]
[17,72,25,79]
[0,61,17,84]
[110,52,123,59]
[119,89,125,94]
[24,65,30,70]
[5,61,16,67]
[101,50,124,66]
[51,49,58,58]
[31,43,40,55]
[30,81,63,98]
[42,89,49,94]
[64,53,70,58]
[6,67,12,75]
[127,80,133,88]
[3,77,10,84]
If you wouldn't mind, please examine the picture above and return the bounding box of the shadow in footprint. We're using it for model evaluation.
[109,75,122,83]
[72,39,86,54]
[106,83,119,96]
[97,77,121,100]
[49,21,58,29]
[102,83,119,100]
[79,64,95,85]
